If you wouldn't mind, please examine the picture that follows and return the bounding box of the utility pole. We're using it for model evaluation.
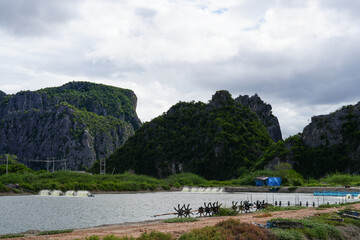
[46,160,50,172]
[6,154,8,174]
[100,158,106,175]
[52,158,55,173]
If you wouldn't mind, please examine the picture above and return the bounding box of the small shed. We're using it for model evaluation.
[255,176,268,186]
[255,176,282,186]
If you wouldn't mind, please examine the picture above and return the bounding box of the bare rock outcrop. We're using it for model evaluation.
[235,94,282,142]
[302,102,360,148]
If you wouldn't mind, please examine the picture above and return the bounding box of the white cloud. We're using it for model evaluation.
[0,0,360,138]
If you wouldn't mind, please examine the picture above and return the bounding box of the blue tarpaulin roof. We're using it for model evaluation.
[254,177,281,186]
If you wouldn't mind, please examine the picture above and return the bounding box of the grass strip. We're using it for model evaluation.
[0,234,24,239]
[37,229,73,235]
[264,205,306,212]
[163,217,198,223]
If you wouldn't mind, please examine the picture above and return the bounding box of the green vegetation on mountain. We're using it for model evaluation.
[0,82,140,171]
[288,135,353,178]
[257,101,360,179]
[261,133,360,179]
[38,81,141,129]
[60,102,129,136]
[101,91,273,180]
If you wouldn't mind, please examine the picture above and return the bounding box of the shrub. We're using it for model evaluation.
[103,235,123,240]
[38,229,73,235]
[85,236,100,240]
[137,231,173,240]
[163,217,198,223]
[179,219,276,240]
[178,226,222,240]
[0,234,24,239]
[214,207,238,216]
[265,206,306,212]
[272,229,304,240]
[270,217,343,240]
[0,183,9,192]
[165,173,207,187]
[19,182,37,192]
[321,173,360,186]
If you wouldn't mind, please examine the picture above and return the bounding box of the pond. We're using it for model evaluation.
[0,192,356,235]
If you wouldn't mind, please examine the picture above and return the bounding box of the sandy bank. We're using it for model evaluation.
[8,203,360,240]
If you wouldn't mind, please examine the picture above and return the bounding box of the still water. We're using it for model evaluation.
[0,192,356,235]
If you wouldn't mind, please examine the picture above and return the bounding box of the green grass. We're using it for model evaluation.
[85,232,173,240]
[320,173,360,186]
[269,214,345,240]
[0,170,168,193]
[264,206,306,212]
[0,234,24,239]
[179,218,276,240]
[74,212,360,240]
[316,202,359,209]
[37,229,73,235]
[214,207,238,216]
[163,217,199,223]
[3,165,360,195]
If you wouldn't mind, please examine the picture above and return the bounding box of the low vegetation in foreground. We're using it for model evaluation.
[163,217,199,223]
[37,229,74,235]
[75,209,360,240]
[0,234,24,239]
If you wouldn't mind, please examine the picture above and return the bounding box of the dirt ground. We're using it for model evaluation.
[9,203,360,240]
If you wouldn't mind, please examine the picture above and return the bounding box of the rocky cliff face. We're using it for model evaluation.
[235,94,282,142]
[0,82,140,170]
[264,101,360,177]
[302,101,360,151]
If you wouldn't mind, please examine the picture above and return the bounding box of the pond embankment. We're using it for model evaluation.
[224,186,360,193]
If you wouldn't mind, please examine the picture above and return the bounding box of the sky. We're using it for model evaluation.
[1,0,360,138]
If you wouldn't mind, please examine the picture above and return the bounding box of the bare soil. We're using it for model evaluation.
[8,203,360,240]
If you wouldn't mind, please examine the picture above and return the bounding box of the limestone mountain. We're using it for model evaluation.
[0,82,141,170]
[235,94,282,142]
[102,90,274,180]
[263,101,360,177]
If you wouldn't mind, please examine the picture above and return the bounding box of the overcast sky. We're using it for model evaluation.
[1,0,360,138]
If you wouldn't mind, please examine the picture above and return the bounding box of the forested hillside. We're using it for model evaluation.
[0,82,140,170]
[102,91,274,180]
[263,102,360,178]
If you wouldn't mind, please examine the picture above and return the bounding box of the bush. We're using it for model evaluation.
[270,217,343,240]
[163,217,198,223]
[272,229,304,240]
[85,236,100,240]
[38,229,73,235]
[321,173,360,186]
[19,182,37,192]
[137,231,173,240]
[179,219,276,240]
[0,183,9,192]
[214,207,238,216]
[103,235,123,240]
[0,234,24,239]
[165,173,207,187]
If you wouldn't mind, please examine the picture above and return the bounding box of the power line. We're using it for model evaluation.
[24,158,67,172]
